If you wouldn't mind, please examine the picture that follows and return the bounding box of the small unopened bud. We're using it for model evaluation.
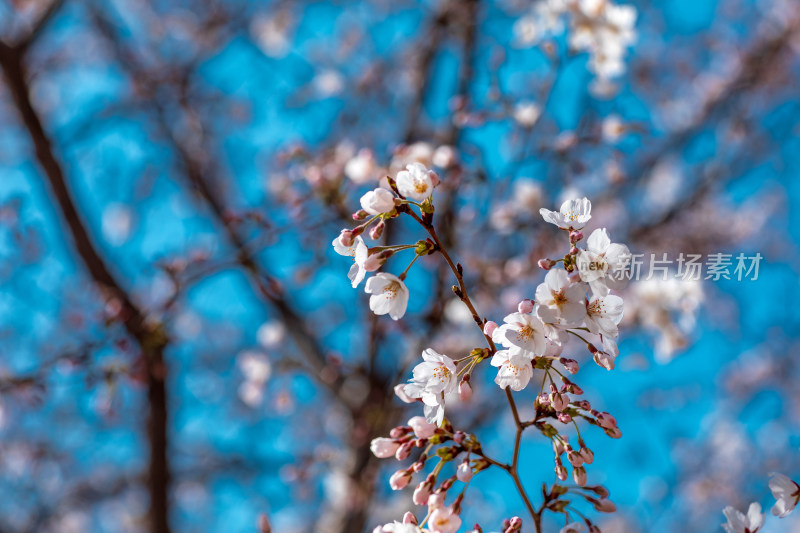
[369,220,385,240]
[579,446,595,464]
[457,460,473,482]
[555,463,568,481]
[570,246,579,255]
[390,426,409,438]
[538,258,556,270]
[594,498,617,513]
[459,377,473,402]
[413,481,432,506]
[390,469,413,490]
[517,299,534,314]
[573,466,587,486]
[352,209,369,221]
[567,450,583,467]
[339,229,354,247]
[395,441,414,460]
[483,321,498,336]
[560,358,579,374]
[504,517,523,532]
[558,412,572,424]
[569,230,583,243]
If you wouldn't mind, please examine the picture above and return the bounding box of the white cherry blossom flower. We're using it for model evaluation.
[403,349,457,425]
[396,162,437,202]
[584,294,624,338]
[575,228,630,296]
[360,188,396,215]
[428,506,461,533]
[722,502,764,533]
[770,473,800,518]
[365,273,409,320]
[539,197,592,229]
[333,234,370,287]
[491,350,533,391]
[535,268,588,325]
[492,312,547,358]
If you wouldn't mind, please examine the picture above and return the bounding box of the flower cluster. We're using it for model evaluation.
[334,163,630,530]
[514,0,637,95]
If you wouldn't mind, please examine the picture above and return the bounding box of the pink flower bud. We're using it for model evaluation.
[537,393,551,406]
[560,358,579,374]
[549,391,569,412]
[395,441,414,460]
[483,321,498,336]
[570,230,583,243]
[352,209,369,221]
[390,469,412,490]
[570,246,579,255]
[574,400,591,410]
[579,446,594,465]
[555,463,568,481]
[518,299,534,314]
[408,416,436,439]
[390,426,409,438]
[558,412,572,424]
[538,258,555,270]
[459,377,473,402]
[596,412,617,430]
[457,461,473,483]
[573,466,587,486]
[453,431,466,444]
[369,220,385,240]
[402,512,418,525]
[605,427,622,439]
[567,450,583,467]
[370,438,400,458]
[594,499,617,513]
[339,229,354,247]
[413,482,432,506]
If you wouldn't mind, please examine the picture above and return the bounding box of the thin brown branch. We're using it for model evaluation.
[0,42,171,533]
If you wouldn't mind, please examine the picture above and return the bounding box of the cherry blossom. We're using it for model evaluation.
[535,268,588,325]
[360,188,396,216]
[575,228,630,296]
[584,294,624,338]
[403,349,458,425]
[396,162,438,202]
[428,506,461,533]
[539,197,592,230]
[491,350,533,391]
[492,312,547,358]
[365,273,410,320]
[769,473,800,518]
[722,502,764,533]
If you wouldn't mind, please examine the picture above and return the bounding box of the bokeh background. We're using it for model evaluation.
[1,0,799,532]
